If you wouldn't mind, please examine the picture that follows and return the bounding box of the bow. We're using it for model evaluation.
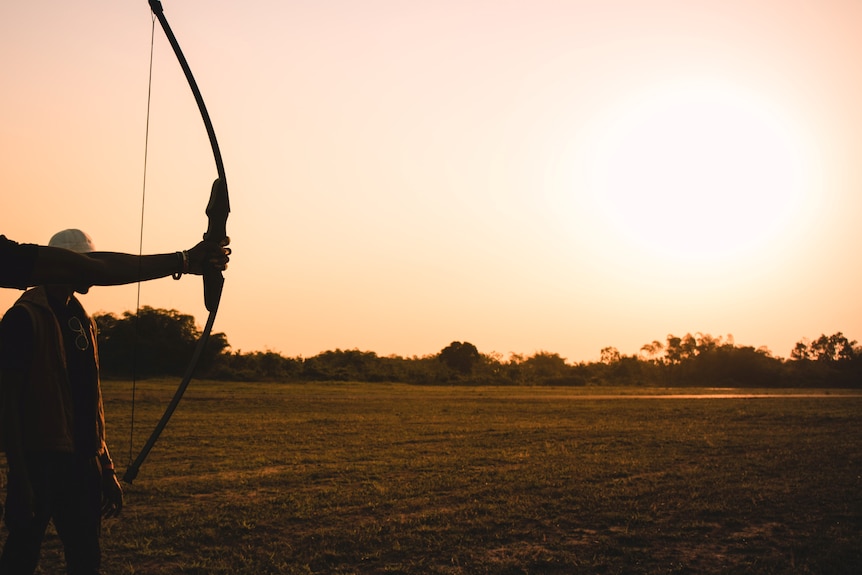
[123,0,230,483]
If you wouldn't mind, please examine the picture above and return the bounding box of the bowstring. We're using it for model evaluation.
[128,13,157,469]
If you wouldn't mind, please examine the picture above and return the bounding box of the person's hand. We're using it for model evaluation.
[187,237,231,275]
[101,471,124,519]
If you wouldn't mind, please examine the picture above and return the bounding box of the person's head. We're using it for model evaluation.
[48,229,96,296]
[49,229,96,254]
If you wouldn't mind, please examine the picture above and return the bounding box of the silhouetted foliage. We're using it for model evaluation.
[92,308,862,388]
[437,341,481,378]
[791,332,858,363]
[785,332,862,387]
[521,351,569,384]
[94,306,228,378]
[302,349,407,382]
[209,350,302,381]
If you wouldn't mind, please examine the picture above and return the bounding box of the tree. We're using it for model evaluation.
[810,332,857,362]
[665,335,683,365]
[680,333,698,359]
[522,351,569,383]
[664,333,701,364]
[695,333,723,354]
[791,333,858,363]
[438,341,481,376]
[95,306,229,377]
[639,340,664,363]
[790,339,812,361]
[600,346,621,365]
[303,349,383,381]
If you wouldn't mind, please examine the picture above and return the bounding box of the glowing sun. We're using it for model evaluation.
[590,82,813,264]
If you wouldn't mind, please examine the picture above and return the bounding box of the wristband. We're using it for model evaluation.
[172,251,183,280]
[172,250,189,280]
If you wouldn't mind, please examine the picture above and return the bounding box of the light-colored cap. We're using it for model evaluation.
[48,229,96,254]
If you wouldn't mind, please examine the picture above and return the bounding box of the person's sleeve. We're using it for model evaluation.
[0,306,34,372]
[0,236,38,289]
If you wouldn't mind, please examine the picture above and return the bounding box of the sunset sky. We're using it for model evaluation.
[2,0,860,363]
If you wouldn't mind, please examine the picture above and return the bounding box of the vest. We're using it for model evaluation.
[6,287,106,456]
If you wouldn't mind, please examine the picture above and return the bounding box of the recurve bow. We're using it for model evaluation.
[123,0,230,483]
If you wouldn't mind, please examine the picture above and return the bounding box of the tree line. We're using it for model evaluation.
[93,307,862,388]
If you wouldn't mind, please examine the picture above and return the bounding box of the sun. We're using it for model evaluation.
[587,81,814,265]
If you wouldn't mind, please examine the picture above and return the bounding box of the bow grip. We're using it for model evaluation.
[203,177,229,312]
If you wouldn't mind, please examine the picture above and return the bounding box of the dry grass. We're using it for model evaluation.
[4,381,861,574]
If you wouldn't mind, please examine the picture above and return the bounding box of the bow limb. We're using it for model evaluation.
[123,0,230,484]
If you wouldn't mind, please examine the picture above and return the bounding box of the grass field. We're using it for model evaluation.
[3,381,861,574]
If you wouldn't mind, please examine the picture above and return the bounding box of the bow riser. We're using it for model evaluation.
[204,177,229,311]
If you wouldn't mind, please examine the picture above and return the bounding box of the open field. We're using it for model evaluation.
[4,381,861,574]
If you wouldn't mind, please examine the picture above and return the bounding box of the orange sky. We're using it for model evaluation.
[2,0,861,362]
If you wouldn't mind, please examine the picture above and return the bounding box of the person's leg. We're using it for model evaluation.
[0,520,50,575]
[51,455,102,575]
[0,511,50,575]
[0,455,55,574]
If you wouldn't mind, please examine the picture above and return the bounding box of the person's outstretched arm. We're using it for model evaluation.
[30,239,229,287]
